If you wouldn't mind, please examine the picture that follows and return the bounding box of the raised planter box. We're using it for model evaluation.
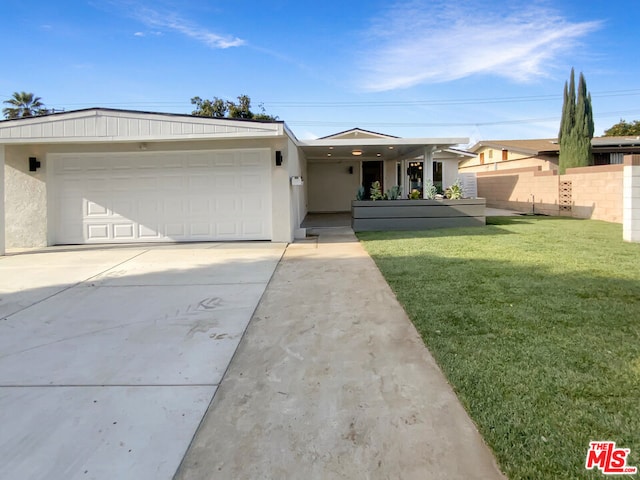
[352,198,486,232]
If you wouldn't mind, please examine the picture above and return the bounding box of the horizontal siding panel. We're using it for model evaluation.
[106,117,118,136]
[0,111,280,141]
[128,118,140,136]
[140,119,150,136]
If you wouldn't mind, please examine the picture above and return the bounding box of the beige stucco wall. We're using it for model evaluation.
[307,159,361,212]
[4,138,298,247]
[5,145,49,248]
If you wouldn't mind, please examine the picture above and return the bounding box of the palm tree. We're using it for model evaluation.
[3,91,49,119]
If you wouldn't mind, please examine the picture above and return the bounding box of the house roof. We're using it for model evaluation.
[469,136,640,156]
[0,107,288,145]
[319,128,399,140]
[0,108,470,161]
[591,136,640,147]
[469,139,560,156]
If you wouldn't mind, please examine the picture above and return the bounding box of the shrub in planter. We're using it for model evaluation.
[385,185,402,200]
[370,181,383,201]
[424,180,438,199]
[445,179,464,199]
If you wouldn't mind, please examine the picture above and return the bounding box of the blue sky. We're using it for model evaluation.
[3,0,640,143]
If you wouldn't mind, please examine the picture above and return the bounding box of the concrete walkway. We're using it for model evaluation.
[175,228,505,480]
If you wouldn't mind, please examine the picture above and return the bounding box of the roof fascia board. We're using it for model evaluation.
[300,137,467,147]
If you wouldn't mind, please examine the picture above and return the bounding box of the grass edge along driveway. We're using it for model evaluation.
[358,217,640,480]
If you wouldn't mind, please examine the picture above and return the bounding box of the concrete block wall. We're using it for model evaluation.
[477,164,624,223]
[563,165,623,223]
[477,167,560,215]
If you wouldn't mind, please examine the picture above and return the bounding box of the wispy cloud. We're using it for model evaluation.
[110,2,244,49]
[357,0,601,91]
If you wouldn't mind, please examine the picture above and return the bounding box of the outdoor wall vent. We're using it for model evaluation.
[29,157,41,172]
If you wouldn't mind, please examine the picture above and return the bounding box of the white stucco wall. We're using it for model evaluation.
[270,146,292,242]
[307,159,361,212]
[0,146,4,255]
[4,138,297,247]
[5,145,48,248]
[623,155,640,243]
[442,158,461,190]
[287,138,307,238]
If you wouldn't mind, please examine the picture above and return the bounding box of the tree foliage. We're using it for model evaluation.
[603,119,640,136]
[190,94,277,121]
[3,91,49,119]
[558,68,594,173]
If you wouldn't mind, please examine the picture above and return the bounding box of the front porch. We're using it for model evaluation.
[298,129,474,213]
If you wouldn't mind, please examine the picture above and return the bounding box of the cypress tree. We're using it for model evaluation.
[558,68,594,173]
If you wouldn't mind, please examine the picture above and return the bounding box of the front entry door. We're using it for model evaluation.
[362,161,383,199]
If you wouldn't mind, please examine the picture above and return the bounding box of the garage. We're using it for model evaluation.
[0,108,309,252]
[51,149,272,244]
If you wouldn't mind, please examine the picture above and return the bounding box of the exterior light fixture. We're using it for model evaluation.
[327,153,332,157]
[351,149,363,156]
[275,150,283,166]
[29,157,41,172]
[376,153,382,157]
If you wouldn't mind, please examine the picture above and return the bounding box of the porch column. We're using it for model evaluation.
[623,154,640,243]
[423,146,434,198]
[0,146,5,255]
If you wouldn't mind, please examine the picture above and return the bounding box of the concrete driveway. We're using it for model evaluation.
[0,242,285,480]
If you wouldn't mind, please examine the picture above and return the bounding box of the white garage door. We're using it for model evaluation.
[51,149,272,244]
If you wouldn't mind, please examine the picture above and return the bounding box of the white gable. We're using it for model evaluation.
[321,128,398,140]
[0,109,284,144]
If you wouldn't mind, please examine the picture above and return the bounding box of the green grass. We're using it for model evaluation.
[358,217,640,480]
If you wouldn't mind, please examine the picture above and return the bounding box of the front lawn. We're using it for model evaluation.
[359,217,640,479]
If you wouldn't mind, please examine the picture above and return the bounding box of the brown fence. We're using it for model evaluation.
[477,164,623,223]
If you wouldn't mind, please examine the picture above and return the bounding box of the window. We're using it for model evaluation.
[396,162,403,186]
[433,161,443,191]
[502,149,508,161]
[488,149,493,159]
[479,152,485,164]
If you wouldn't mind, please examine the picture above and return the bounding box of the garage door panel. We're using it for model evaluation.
[240,151,264,166]
[212,152,235,166]
[138,224,161,239]
[86,200,109,217]
[52,150,271,243]
[113,224,135,239]
[87,224,110,240]
[112,199,135,218]
[158,176,186,190]
[242,220,266,236]
[188,175,212,190]
[165,223,186,238]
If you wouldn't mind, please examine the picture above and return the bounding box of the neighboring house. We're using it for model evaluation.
[0,109,470,254]
[460,136,640,173]
[459,139,559,173]
[592,136,640,165]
